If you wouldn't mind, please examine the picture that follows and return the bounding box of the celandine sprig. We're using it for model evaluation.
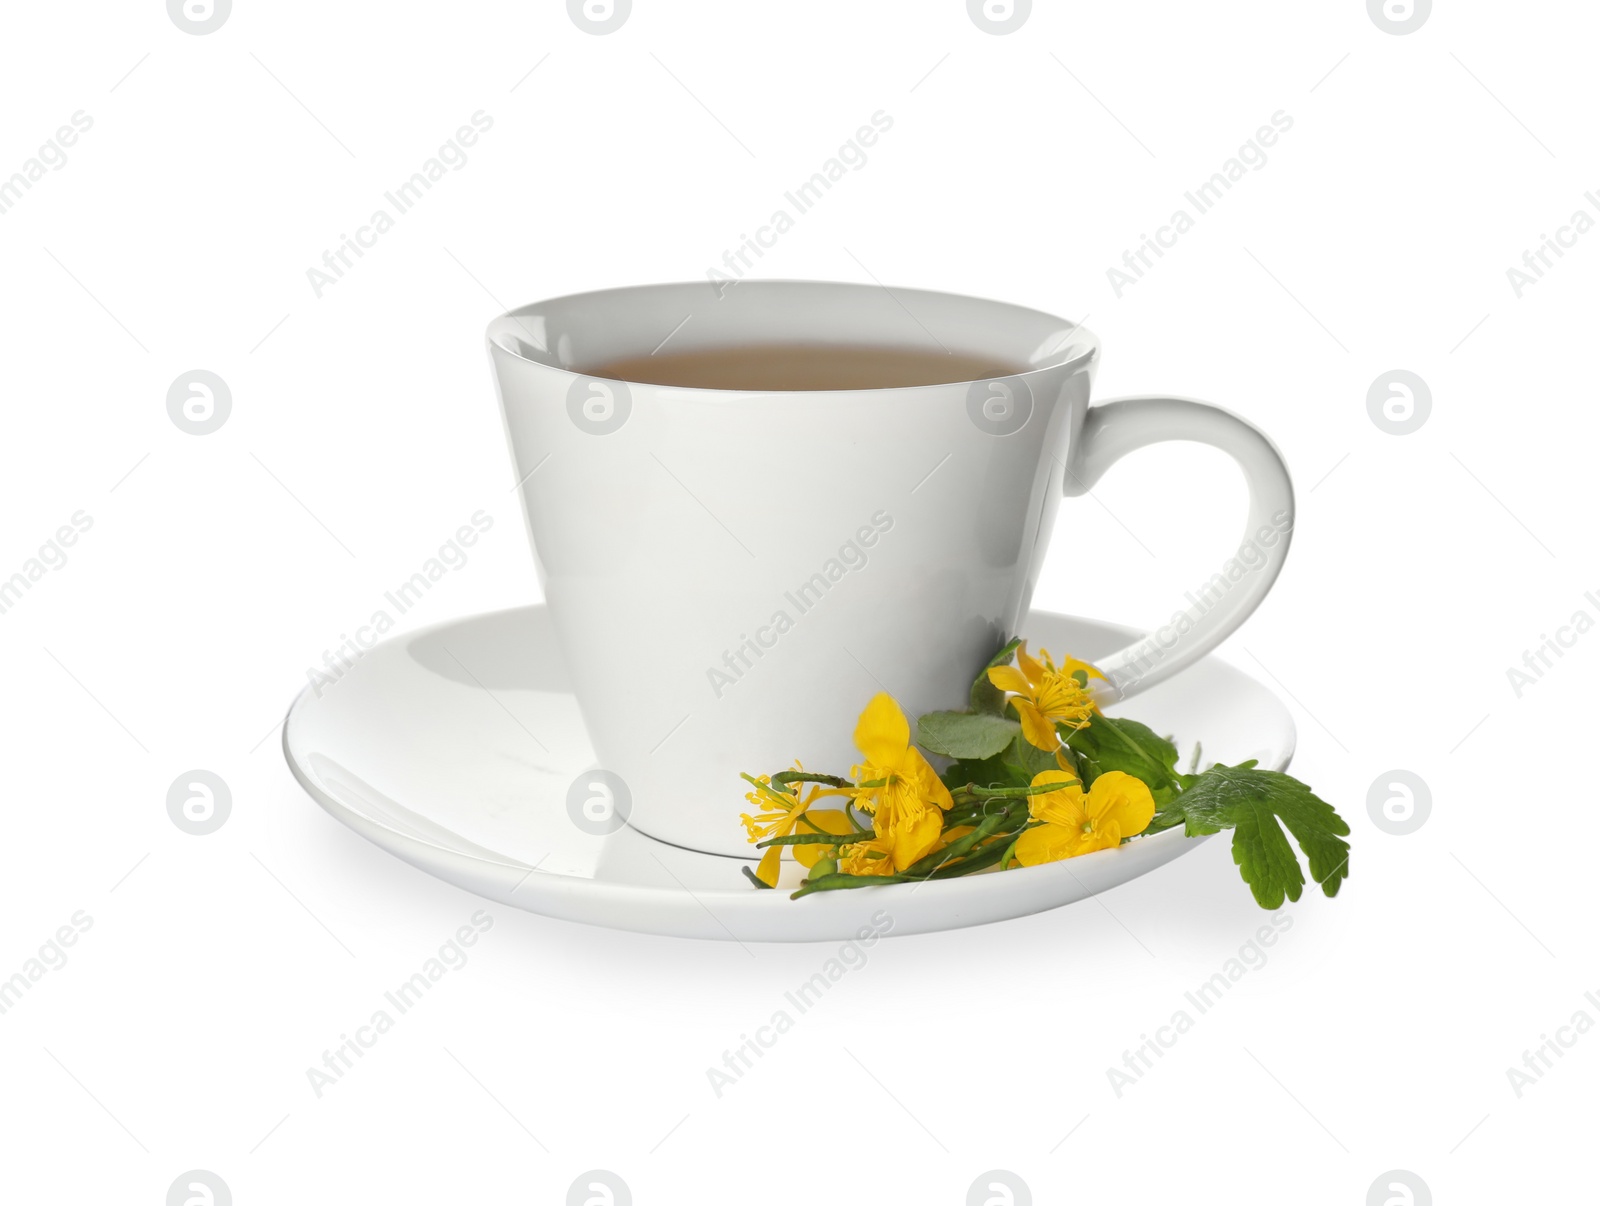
[737,636,1352,909]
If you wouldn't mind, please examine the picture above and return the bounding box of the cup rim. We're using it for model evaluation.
[485,279,1099,395]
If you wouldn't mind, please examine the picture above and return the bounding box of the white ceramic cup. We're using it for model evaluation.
[488,281,1293,857]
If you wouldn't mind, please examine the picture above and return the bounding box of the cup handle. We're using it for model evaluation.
[1061,395,1294,703]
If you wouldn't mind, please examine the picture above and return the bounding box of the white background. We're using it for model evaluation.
[2,1,1595,1202]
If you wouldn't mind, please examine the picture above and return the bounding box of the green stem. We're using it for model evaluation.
[756,832,852,848]
[772,770,852,790]
[927,814,1042,878]
[941,798,1001,824]
[954,779,1078,805]
[790,871,912,899]
[899,804,1021,878]
[928,831,1023,877]
[739,774,802,810]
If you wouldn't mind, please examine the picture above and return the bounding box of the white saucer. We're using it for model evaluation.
[282,606,1296,942]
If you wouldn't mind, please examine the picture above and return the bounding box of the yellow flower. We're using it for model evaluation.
[840,804,963,876]
[985,643,1102,751]
[1012,769,1155,867]
[839,833,899,877]
[741,770,854,887]
[848,692,954,871]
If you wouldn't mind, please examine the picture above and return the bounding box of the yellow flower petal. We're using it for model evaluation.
[1014,823,1090,866]
[1012,698,1060,751]
[887,807,945,871]
[985,664,1032,695]
[1027,769,1089,828]
[1057,653,1107,683]
[903,747,955,811]
[1086,771,1156,839]
[755,845,782,888]
[854,692,910,768]
[799,809,857,835]
[1030,768,1080,791]
[1080,820,1122,855]
[1016,642,1045,687]
[840,835,897,877]
[792,810,856,868]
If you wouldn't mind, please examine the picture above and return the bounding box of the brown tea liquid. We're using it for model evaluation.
[582,343,1023,390]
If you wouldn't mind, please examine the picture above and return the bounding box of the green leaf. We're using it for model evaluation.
[1168,761,1351,909]
[1012,732,1063,779]
[940,731,1056,793]
[917,710,1022,759]
[1068,715,1180,798]
[969,636,1022,715]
